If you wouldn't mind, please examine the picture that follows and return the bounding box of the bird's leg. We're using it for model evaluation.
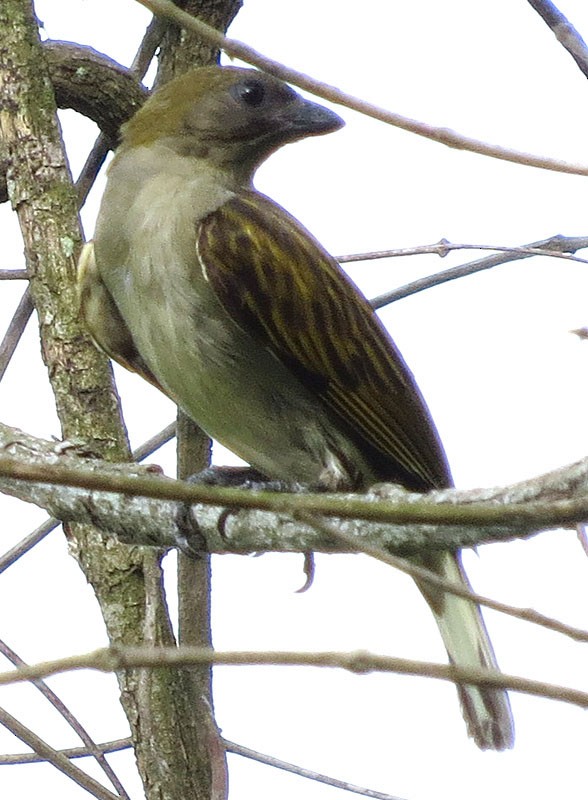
[176,465,316,590]
[187,465,268,487]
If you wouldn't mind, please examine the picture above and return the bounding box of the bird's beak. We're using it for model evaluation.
[280,95,345,138]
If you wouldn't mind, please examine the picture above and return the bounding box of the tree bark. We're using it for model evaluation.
[0,1,241,797]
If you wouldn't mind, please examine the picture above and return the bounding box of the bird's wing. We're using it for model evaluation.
[77,241,164,391]
[197,191,450,489]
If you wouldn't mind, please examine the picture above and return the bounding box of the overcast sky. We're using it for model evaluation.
[2,1,588,799]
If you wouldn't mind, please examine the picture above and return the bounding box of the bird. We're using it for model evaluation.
[78,64,514,750]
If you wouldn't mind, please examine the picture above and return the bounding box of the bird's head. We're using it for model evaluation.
[120,66,344,181]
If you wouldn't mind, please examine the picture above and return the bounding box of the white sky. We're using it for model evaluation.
[1,1,588,798]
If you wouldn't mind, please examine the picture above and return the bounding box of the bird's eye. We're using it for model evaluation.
[232,80,266,107]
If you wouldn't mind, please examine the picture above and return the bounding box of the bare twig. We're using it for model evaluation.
[368,234,588,307]
[0,641,129,799]
[0,706,121,800]
[0,738,400,800]
[0,289,33,382]
[0,518,58,574]
[130,420,176,462]
[338,236,588,265]
[1,645,587,711]
[0,732,401,800]
[301,516,588,644]
[225,739,405,800]
[134,0,588,176]
[527,0,588,79]
[75,18,165,206]
[0,732,398,800]
[0,737,132,765]
[0,270,28,280]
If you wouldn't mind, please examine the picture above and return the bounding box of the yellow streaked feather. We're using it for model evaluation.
[197,190,450,490]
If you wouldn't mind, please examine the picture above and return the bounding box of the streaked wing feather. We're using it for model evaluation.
[197,192,450,489]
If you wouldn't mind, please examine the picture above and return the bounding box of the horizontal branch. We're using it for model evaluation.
[1,644,586,711]
[0,421,586,559]
[0,737,132,765]
[4,422,588,644]
[366,233,588,306]
[339,235,588,266]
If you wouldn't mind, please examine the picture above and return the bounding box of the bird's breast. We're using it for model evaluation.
[95,153,373,487]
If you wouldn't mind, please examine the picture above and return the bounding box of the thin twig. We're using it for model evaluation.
[75,17,165,206]
[370,234,588,306]
[1,645,588,710]
[0,733,400,800]
[299,515,588,644]
[0,270,28,280]
[0,706,121,800]
[0,518,58,574]
[75,134,111,207]
[135,0,588,176]
[0,737,132,765]
[130,420,176,462]
[527,0,588,79]
[131,15,168,77]
[338,235,588,264]
[225,739,405,800]
[0,288,33,381]
[0,641,129,799]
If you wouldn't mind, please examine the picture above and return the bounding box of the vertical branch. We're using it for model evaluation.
[177,413,229,798]
[155,0,242,84]
[0,2,219,798]
[177,412,214,701]
[156,4,249,796]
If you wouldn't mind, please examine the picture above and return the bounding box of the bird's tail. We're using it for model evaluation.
[416,551,514,750]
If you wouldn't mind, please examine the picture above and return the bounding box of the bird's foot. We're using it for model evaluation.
[176,465,315,591]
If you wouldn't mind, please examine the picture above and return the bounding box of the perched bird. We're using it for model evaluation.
[78,65,514,750]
